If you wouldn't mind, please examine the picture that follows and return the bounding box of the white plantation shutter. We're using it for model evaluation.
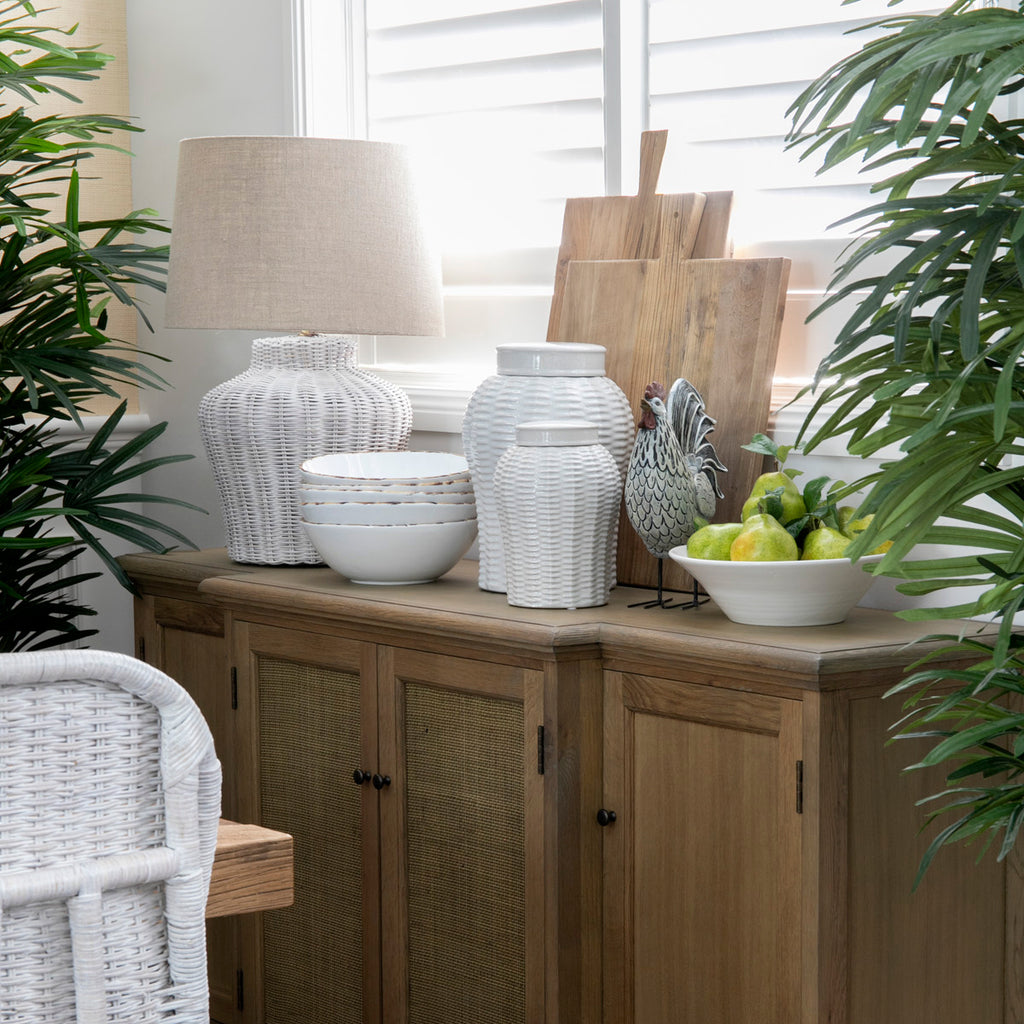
[359,0,605,383]
[648,0,945,389]
[302,0,954,405]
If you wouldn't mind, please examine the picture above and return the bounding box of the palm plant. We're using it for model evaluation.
[786,0,1024,876]
[0,1,198,651]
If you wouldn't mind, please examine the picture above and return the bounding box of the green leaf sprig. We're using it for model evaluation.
[0,2,202,651]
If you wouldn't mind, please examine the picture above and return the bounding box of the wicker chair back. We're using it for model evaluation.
[0,650,221,1023]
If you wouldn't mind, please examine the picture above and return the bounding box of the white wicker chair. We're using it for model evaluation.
[0,649,221,1023]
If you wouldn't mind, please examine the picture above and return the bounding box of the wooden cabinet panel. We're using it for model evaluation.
[230,624,548,1024]
[138,593,232,811]
[233,622,375,1024]
[378,647,547,1024]
[602,671,803,1024]
[132,591,241,1024]
[847,692,1007,1023]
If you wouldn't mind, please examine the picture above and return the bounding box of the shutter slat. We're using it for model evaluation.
[369,51,604,118]
[374,100,603,153]
[649,0,944,42]
[649,19,928,95]
[369,0,592,31]
[368,2,602,72]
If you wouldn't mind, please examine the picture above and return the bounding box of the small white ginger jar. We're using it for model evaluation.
[494,420,621,610]
[462,342,633,593]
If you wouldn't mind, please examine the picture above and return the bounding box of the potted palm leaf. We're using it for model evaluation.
[786,0,1024,876]
[0,1,198,651]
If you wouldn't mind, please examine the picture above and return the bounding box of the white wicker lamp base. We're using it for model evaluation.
[199,334,412,565]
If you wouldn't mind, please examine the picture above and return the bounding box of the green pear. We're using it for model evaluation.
[801,525,850,560]
[837,505,858,532]
[687,522,744,560]
[729,513,799,561]
[842,512,893,554]
[741,471,807,524]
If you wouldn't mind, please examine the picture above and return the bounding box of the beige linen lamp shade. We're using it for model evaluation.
[166,136,443,334]
[165,136,445,566]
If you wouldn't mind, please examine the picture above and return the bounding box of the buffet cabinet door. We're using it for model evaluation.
[377,647,547,1024]
[233,621,378,1024]
[134,591,242,1024]
[601,670,804,1024]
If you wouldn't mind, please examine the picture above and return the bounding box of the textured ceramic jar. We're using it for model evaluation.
[462,343,633,593]
[494,420,621,610]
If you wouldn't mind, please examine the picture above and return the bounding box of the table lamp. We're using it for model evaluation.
[165,136,444,565]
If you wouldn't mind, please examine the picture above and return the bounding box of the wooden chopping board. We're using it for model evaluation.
[546,131,790,593]
[546,131,733,339]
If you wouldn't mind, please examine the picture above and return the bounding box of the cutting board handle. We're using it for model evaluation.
[637,130,668,198]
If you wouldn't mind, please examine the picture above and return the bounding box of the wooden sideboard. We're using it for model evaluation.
[121,548,1023,1024]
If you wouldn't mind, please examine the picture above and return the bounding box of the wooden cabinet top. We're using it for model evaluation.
[121,548,985,694]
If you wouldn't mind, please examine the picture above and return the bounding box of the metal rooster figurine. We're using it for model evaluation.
[624,378,727,607]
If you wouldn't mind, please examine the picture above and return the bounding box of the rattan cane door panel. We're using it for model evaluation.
[378,648,546,1024]
[235,624,378,1024]
[602,672,803,1024]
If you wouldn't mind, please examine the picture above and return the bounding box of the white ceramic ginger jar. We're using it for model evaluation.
[494,420,621,610]
[461,342,632,593]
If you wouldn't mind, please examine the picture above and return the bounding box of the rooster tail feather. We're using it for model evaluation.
[668,377,727,497]
[697,444,728,498]
[668,377,715,453]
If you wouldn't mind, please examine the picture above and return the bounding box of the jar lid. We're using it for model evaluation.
[496,342,606,376]
[515,420,600,446]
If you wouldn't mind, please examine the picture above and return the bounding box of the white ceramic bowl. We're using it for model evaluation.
[301,451,471,487]
[302,518,478,585]
[668,546,885,626]
[298,485,476,504]
[301,500,477,526]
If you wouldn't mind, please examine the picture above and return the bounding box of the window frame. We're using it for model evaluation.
[289,0,971,435]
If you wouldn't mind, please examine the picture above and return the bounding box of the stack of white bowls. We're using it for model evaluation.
[298,452,478,585]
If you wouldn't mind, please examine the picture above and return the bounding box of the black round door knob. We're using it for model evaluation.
[372,773,392,790]
[352,769,372,785]
[596,808,617,826]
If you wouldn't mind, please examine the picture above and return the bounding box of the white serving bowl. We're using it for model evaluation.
[301,500,477,526]
[298,485,476,504]
[302,518,478,585]
[301,451,471,487]
[668,546,885,627]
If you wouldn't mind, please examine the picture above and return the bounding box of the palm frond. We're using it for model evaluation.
[0,3,201,651]
[789,0,1024,874]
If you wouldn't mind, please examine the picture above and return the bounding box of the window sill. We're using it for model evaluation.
[371,366,482,435]
[48,413,152,441]
[374,365,844,454]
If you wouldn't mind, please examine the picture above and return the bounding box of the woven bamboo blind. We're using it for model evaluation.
[32,0,138,415]
[258,658,364,1024]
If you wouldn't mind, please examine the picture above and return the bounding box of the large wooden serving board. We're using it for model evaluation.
[546,131,790,593]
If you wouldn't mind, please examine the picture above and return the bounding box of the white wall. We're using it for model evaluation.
[77,1,296,652]
[125,0,294,560]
